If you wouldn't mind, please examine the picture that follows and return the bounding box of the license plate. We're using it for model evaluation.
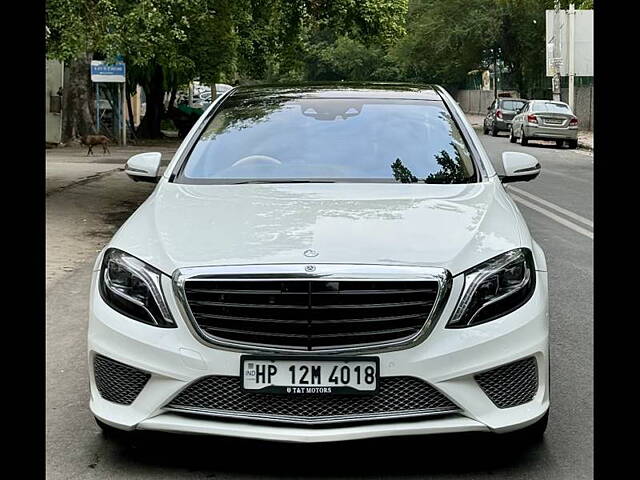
[241,356,379,394]
[545,119,563,125]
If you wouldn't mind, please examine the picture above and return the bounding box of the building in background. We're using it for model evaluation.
[46,60,64,145]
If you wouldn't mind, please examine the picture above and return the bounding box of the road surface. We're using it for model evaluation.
[45,133,593,479]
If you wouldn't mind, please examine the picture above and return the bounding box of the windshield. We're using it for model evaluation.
[177,96,477,184]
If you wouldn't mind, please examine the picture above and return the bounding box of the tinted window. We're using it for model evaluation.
[179,96,477,184]
[531,102,571,113]
[501,100,526,111]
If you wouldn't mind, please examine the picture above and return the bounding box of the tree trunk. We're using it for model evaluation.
[61,53,96,143]
[137,64,165,139]
[168,86,178,110]
[125,83,136,134]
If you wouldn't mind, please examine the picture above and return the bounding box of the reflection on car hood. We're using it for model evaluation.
[109,181,529,276]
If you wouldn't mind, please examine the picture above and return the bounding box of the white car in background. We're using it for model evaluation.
[90,83,549,443]
[510,100,579,148]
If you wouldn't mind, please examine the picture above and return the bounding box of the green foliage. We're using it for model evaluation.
[47,0,585,136]
[46,0,122,61]
[390,0,498,88]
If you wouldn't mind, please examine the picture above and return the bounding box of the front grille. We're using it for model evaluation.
[183,280,439,350]
[93,354,150,405]
[475,357,538,409]
[166,375,458,424]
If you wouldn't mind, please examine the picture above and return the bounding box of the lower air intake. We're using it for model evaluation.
[166,375,459,425]
[93,354,150,405]
[475,357,538,409]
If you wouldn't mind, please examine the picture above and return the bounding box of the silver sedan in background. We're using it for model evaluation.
[510,100,579,148]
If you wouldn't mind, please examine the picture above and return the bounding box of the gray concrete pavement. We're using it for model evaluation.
[45,131,593,479]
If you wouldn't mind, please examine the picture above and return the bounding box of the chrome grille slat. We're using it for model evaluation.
[182,278,440,351]
[165,375,459,425]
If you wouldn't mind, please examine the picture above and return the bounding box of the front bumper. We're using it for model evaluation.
[88,266,549,443]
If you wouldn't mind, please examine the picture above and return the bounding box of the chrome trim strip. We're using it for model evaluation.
[172,264,452,354]
[163,405,461,425]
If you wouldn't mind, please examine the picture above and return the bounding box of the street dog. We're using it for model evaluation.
[80,135,111,156]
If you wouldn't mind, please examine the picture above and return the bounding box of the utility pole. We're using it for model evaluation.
[493,48,498,100]
[568,3,576,110]
[552,0,562,101]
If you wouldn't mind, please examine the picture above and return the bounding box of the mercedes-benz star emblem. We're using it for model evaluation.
[303,249,319,258]
[305,265,316,272]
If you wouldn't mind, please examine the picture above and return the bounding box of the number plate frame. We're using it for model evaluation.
[240,355,380,395]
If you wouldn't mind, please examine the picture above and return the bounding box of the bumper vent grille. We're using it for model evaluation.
[93,354,150,405]
[166,375,458,424]
[475,357,538,409]
[183,280,439,351]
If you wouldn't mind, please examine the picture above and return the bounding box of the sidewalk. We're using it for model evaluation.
[46,141,180,195]
[464,113,593,150]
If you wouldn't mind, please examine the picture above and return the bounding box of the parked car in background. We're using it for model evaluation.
[510,100,578,148]
[483,98,528,136]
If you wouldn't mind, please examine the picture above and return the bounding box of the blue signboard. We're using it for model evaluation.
[91,61,126,82]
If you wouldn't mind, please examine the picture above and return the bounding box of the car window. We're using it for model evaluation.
[501,100,526,111]
[531,102,571,113]
[177,96,478,184]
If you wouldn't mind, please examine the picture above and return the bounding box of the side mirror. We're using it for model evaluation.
[500,151,541,183]
[124,152,161,183]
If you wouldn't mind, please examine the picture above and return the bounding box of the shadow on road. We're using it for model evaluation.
[101,428,550,477]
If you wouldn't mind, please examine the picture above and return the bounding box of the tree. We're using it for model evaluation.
[46,0,122,142]
[390,0,498,89]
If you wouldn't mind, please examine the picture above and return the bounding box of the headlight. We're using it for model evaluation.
[447,248,535,328]
[99,248,176,327]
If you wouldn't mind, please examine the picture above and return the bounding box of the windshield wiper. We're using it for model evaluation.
[230,180,337,184]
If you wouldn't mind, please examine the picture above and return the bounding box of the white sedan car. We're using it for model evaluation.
[89,83,549,443]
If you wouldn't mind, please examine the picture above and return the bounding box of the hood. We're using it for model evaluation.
[109,181,528,276]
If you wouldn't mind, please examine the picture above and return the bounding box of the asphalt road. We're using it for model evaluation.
[45,132,593,479]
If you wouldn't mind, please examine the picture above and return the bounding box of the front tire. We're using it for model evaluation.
[520,127,529,146]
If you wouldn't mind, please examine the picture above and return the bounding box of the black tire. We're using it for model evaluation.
[504,410,549,443]
[483,122,489,135]
[520,128,529,146]
[95,417,132,440]
[491,123,498,136]
[509,126,517,143]
[567,139,578,149]
[555,140,564,148]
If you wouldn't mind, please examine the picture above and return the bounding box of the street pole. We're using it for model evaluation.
[96,84,100,134]
[121,82,127,146]
[552,0,562,101]
[568,3,576,110]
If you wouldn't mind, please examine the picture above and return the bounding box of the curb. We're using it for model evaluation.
[577,140,593,151]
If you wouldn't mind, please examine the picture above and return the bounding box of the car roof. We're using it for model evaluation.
[229,82,443,101]
[528,99,569,106]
